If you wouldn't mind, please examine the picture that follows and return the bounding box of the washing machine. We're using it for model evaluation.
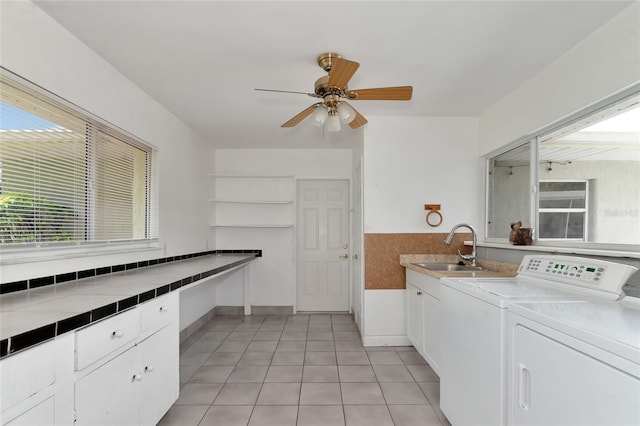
[439,255,637,426]
[507,296,640,426]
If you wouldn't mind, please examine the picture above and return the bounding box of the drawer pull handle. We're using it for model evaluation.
[145,365,155,372]
[159,306,169,312]
[132,373,143,382]
[417,291,422,295]
[112,330,124,338]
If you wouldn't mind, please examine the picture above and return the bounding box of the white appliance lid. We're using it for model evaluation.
[441,255,638,303]
[441,276,580,304]
[509,299,640,364]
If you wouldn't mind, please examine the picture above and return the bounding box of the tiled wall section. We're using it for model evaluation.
[0,249,262,295]
[364,233,471,290]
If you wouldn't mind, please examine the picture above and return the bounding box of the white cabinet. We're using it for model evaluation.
[74,322,178,426]
[406,283,424,351]
[139,322,179,426]
[4,397,54,426]
[0,334,74,426]
[74,293,179,426]
[75,307,141,370]
[209,174,295,228]
[422,290,440,372]
[405,269,441,375]
[75,345,140,426]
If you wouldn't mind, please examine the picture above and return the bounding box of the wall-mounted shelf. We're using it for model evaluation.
[209,174,295,229]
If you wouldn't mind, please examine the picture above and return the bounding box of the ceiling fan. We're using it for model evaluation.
[255,52,413,132]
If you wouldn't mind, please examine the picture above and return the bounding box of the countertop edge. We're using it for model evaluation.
[399,254,518,279]
[0,253,257,359]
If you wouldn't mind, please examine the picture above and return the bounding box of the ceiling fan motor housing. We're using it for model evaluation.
[317,52,342,72]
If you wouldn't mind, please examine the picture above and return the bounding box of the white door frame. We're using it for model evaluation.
[293,177,352,314]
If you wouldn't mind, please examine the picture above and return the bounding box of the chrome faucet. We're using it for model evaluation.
[444,223,478,267]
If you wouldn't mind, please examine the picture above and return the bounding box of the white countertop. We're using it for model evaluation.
[0,254,256,344]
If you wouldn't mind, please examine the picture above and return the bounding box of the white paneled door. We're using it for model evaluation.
[297,180,350,312]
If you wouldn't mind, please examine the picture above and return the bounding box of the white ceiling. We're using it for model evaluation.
[34,1,632,149]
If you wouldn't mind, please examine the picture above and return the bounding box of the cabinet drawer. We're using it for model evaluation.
[75,308,140,371]
[141,293,178,334]
[4,395,54,426]
[406,269,440,299]
[0,341,55,411]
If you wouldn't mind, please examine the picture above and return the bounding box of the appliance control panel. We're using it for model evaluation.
[518,255,638,297]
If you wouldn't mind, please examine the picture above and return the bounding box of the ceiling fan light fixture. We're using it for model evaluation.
[310,106,328,127]
[337,102,356,124]
[270,52,413,131]
[326,113,341,132]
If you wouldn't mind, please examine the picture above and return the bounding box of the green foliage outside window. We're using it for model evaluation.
[0,192,76,243]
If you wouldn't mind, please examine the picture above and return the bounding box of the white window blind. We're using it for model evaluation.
[0,73,157,247]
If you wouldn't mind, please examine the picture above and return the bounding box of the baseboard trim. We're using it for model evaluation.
[362,335,411,347]
[179,306,217,343]
[179,305,295,343]
[214,306,244,315]
[251,306,293,315]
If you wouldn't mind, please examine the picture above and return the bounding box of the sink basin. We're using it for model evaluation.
[411,262,492,272]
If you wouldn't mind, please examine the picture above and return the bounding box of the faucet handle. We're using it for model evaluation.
[458,250,477,266]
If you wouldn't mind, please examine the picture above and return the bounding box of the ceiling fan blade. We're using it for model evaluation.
[327,58,360,89]
[346,86,413,101]
[281,103,321,128]
[343,102,368,129]
[255,88,316,97]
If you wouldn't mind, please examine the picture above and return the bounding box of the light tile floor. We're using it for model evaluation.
[159,314,451,426]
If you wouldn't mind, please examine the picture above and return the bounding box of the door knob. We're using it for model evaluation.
[340,253,349,259]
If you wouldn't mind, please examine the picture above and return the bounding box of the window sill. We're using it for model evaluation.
[472,241,640,260]
[0,240,163,266]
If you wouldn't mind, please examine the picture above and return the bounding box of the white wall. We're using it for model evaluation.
[363,116,482,233]
[214,149,353,308]
[360,116,480,343]
[0,2,213,283]
[479,3,640,155]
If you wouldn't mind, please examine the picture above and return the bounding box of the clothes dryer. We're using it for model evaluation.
[507,296,640,426]
[439,255,637,426]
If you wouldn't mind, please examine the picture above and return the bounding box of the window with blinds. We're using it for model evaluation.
[0,73,157,247]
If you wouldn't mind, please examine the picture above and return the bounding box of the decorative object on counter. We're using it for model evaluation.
[424,204,443,227]
[509,221,533,245]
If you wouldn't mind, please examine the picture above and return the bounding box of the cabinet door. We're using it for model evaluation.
[422,292,440,375]
[75,346,140,426]
[4,397,54,426]
[406,283,424,350]
[139,323,179,426]
[511,324,640,426]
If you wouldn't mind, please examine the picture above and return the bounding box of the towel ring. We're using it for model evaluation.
[424,204,443,227]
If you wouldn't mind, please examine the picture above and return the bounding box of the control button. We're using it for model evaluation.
[576,274,581,278]
[597,268,604,272]
[563,272,568,275]
[594,277,600,281]
[569,273,575,277]
[596,273,602,276]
